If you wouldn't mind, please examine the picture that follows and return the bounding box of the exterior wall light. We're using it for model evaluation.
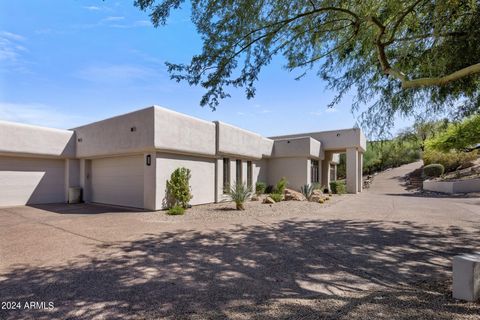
[146,154,151,166]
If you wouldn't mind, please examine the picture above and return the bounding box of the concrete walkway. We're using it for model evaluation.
[1,161,479,319]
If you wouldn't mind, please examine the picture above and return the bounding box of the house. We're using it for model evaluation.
[0,106,366,210]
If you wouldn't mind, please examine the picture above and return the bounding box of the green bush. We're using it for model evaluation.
[423,164,444,178]
[423,149,477,172]
[330,180,346,194]
[166,167,193,208]
[300,184,314,200]
[255,181,267,195]
[228,183,252,210]
[426,115,480,152]
[167,204,185,215]
[269,192,283,202]
[273,177,288,194]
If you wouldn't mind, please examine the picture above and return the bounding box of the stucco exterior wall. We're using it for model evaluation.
[216,121,274,159]
[74,107,155,158]
[267,157,309,191]
[0,121,75,158]
[271,137,322,159]
[156,152,216,208]
[0,155,66,206]
[423,178,480,194]
[270,128,366,152]
[154,106,216,157]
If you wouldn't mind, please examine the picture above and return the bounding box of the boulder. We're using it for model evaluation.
[263,196,275,204]
[251,195,259,201]
[284,188,306,201]
[310,194,323,202]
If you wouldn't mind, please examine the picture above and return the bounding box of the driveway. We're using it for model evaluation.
[1,162,479,319]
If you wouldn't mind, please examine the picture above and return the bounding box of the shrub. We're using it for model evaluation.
[228,183,252,210]
[300,184,314,200]
[167,204,185,215]
[423,149,477,172]
[255,181,267,195]
[426,115,480,152]
[273,177,288,194]
[330,180,346,194]
[423,164,444,178]
[265,185,274,194]
[166,167,193,208]
[269,192,283,202]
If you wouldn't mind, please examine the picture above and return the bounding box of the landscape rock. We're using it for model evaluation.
[263,196,275,204]
[310,194,323,202]
[284,188,306,201]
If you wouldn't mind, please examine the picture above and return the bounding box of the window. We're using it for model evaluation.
[311,160,319,183]
[223,158,230,193]
[247,161,252,188]
[236,159,242,185]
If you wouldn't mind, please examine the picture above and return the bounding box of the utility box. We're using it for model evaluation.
[68,187,82,204]
[453,253,480,301]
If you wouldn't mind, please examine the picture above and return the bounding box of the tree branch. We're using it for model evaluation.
[401,63,480,88]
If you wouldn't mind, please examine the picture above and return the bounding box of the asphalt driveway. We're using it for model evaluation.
[1,162,479,319]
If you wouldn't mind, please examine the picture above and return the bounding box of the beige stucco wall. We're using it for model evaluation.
[270,128,366,152]
[0,155,66,206]
[423,178,480,194]
[156,152,216,208]
[154,106,216,157]
[216,121,273,159]
[0,121,75,158]
[74,107,155,158]
[271,137,323,159]
[267,157,309,191]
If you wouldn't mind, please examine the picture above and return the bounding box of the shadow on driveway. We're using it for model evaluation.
[1,219,480,319]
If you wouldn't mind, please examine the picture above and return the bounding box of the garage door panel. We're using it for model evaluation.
[91,155,144,208]
[0,157,65,207]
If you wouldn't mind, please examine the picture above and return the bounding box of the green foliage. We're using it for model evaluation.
[135,0,480,134]
[423,149,478,172]
[426,115,480,152]
[423,164,445,178]
[273,177,288,194]
[300,184,315,200]
[269,192,283,203]
[255,181,266,195]
[330,181,346,194]
[166,167,193,208]
[167,204,185,215]
[227,183,252,210]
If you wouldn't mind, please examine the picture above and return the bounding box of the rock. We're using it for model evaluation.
[312,189,322,196]
[263,196,275,204]
[251,195,259,201]
[284,188,306,201]
[310,194,323,202]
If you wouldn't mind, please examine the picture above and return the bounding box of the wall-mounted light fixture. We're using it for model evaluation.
[146,154,151,166]
[77,138,83,142]
[336,133,341,137]
[131,126,137,132]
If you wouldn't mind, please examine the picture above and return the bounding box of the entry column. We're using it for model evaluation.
[346,147,359,194]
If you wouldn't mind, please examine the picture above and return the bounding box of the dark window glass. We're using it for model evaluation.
[223,158,230,193]
[236,159,242,185]
[247,161,252,188]
[311,160,319,183]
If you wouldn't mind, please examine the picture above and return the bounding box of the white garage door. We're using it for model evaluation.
[0,156,65,207]
[91,155,144,208]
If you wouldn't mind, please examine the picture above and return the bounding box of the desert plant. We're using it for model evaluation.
[423,164,445,178]
[330,181,346,194]
[255,181,267,195]
[166,167,193,208]
[167,204,185,215]
[423,149,477,172]
[228,183,252,210]
[300,184,314,200]
[269,192,283,203]
[273,177,288,194]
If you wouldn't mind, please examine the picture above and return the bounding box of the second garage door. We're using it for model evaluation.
[91,155,144,208]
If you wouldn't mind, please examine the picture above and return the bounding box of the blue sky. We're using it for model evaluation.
[0,1,412,137]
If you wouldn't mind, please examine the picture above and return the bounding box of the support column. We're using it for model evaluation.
[143,153,158,211]
[346,147,358,194]
[321,151,333,190]
[357,152,363,193]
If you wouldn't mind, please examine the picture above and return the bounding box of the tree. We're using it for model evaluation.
[426,114,480,151]
[135,0,480,134]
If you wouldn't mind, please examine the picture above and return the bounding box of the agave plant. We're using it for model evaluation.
[228,183,252,210]
[300,184,315,200]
